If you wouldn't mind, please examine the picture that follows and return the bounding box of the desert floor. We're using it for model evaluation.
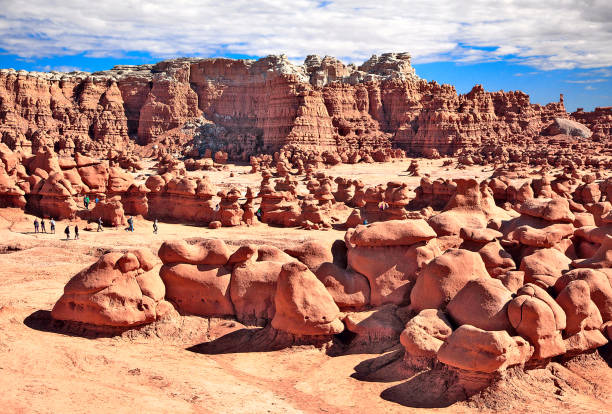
[0,160,610,413]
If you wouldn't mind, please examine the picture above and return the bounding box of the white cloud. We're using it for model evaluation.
[564,78,608,84]
[0,0,611,70]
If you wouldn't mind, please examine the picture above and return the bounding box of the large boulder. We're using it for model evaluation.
[556,280,608,354]
[554,268,612,322]
[543,117,592,138]
[284,240,333,273]
[400,309,453,362]
[344,304,404,341]
[159,263,234,317]
[348,220,437,247]
[573,235,612,269]
[410,249,489,312]
[315,262,370,310]
[446,278,513,331]
[52,250,172,327]
[348,242,439,306]
[519,248,572,288]
[230,261,282,325]
[507,284,567,359]
[518,198,575,223]
[271,262,344,336]
[158,239,230,266]
[437,325,533,373]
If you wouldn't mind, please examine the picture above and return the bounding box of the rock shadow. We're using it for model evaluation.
[350,347,414,383]
[187,325,332,355]
[379,365,470,408]
[23,310,130,339]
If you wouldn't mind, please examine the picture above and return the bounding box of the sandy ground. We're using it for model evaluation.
[0,160,610,413]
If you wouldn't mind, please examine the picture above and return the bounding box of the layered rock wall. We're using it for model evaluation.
[0,53,603,158]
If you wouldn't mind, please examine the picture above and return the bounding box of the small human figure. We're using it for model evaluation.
[95,197,99,204]
[84,195,90,210]
[33,218,40,233]
[97,217,104,232]
[127,216,134,232]
[153,218,158,234]
[40,218,46,233]
[50,218,56,234]
[363,219,368,225]
[255,208,262,221]
[215,204,220,212]
[74,225,79,240]
[64,225,70,240]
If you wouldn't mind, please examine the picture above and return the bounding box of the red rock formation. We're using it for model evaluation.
[3,53,606,159]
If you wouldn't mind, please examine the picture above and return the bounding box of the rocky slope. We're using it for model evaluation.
[2,52,604,159]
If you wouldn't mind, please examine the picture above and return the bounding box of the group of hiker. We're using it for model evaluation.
[32,215,160,238]
[33,217,56,234]
[82,195,99,210]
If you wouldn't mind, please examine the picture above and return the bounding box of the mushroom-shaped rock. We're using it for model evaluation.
[519,248,571,288]
[271,261,343,336]
[158,239,230,266]
[410,249,489,312]
[230,260,282,325]
[554,268,612,322]
[400,309,453,362]
[437,325,533,373]
[555,280,608,353]
[52,251,171,327]
[349,220,437,247]
[447,278,513,332]
[507,284,567,359]
[159,263,234,317]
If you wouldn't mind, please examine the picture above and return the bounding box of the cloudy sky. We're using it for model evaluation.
[1,0,611,111]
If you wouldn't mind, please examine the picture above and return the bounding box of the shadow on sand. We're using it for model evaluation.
[24,310,131,339]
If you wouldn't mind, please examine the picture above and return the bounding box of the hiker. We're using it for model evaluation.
[64,226,70,240]
[363,218,368,225]
[127,216,134,232]
[50,218,56,234]
[84,195,90,210]
[255,208,262,221]
[97,217,103,232]
[40,218,46,233]
[74,225,79,240]
[153,219,158,234]
[33,218,40,233]
[95,197,99,204]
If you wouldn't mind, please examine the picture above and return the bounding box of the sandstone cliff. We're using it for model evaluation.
[0,53,602,158]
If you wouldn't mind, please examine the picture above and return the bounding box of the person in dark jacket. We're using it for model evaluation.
[34,218,40,233]
[64,226,70,240]
[74,225,79,240]
[40,218,46,233]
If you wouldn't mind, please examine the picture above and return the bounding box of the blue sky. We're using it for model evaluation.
[1,0,611,112]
